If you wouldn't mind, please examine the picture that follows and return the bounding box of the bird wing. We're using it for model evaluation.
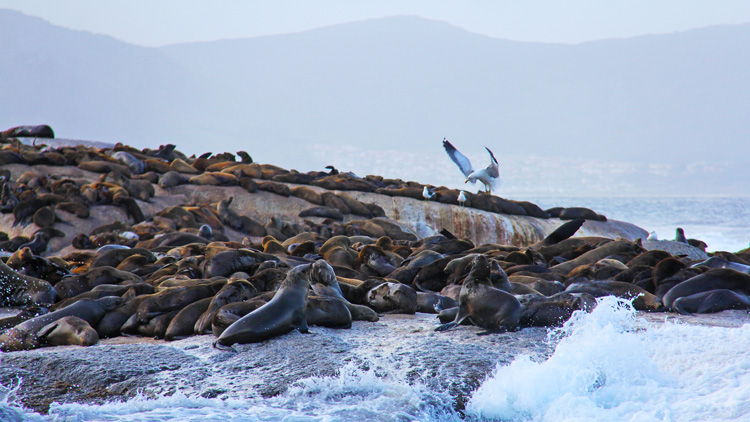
[484,147,500,178]
[443,139,474,178]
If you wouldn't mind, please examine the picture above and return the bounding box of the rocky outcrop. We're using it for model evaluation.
[0,163,647,257]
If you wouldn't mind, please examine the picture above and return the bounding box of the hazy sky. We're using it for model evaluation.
[2,0,750,46]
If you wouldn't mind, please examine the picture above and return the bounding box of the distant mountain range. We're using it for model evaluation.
[1,9,748,196]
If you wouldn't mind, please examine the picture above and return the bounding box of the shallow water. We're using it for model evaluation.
[518,196,750,253]
[3,299,749,421]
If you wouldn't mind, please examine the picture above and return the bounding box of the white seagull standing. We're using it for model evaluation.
[442,139,500,195]
[422,186,434,201]
[457,190,467,207]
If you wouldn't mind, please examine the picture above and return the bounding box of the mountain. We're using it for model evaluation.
[1,9,748,196]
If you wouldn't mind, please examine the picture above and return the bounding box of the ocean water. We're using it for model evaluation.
[517,196,750,253]
[4,298,750,421]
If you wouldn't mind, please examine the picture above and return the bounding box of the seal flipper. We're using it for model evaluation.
[295,311,309,334]
[37,321,60,340]
[435,321,458,332]
[671,298,693,315]
[436,306,471,331]
[540,219,585,246]
[212,340,237,352]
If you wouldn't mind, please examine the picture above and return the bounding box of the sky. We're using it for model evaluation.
[1,0,750,46]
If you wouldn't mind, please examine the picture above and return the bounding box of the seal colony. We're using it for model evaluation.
[1,129,749,358]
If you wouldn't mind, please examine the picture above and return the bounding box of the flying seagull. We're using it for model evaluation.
[442,139,500,195]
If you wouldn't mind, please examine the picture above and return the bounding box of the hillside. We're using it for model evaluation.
[2,10,748,195]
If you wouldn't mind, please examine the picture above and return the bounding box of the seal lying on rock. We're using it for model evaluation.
[0,259,57,307]
[216,264,312,346]
[0,297,122,351]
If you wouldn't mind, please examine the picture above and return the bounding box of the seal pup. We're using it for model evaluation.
[442,139,500,195]
[216,263,312,346]
[435,254,521,333]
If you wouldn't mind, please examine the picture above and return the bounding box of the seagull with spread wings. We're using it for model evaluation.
[442,138,500,195]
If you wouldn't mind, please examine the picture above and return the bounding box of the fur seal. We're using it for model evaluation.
[566,280,664,311]
[37,316,100,347]
[164,297,213,341]
[517,292,597,327]
[692,257,750,274]
[309,260,378,322]
[0,259,57,306]
[435,255,522,333]
[216,264,312,346]
[366,281,417,314]
[662,269,750,309]
[416,292,458,313]
[210,299,269,337]
[305,295,352,328]
[671,289,750,314]
[194,280,258,334]
[675,228,688,243]
[0,297,122,351]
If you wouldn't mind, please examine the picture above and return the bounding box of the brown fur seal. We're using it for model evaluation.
[436,255,522,333]
[37,316,100,347]
[164,297,213,341]
[309,260,378,322]
[305,295,352,328]
[0,259,57,306]
[0,297,122,351]
[566,280,664,311]
[662,269,750,309]
[518,292,597,327]
[216,264,312,346]
[194,280,258,334]
[366,281,417,314]
[290,186,324,205]
[416,292,458,314]
[671,289,750,315]
[211,299,269,337]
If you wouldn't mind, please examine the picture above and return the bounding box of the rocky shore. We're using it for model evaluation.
[1,133,741,416]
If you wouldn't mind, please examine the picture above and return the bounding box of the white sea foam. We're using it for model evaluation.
[467,297,750,421]
[10,298,750,421]
[45,361,459,422]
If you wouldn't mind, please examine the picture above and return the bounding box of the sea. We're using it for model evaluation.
[1,197,749,421]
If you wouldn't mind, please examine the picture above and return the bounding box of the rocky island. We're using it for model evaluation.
[0,129,743,417]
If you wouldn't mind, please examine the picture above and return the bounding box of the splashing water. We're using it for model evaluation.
[6,299,750,421]
[467,297,750,421]
[43,360,460,422]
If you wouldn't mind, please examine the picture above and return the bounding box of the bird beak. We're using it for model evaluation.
[464,180,469,183]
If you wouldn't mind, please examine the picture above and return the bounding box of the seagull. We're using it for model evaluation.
[646,231,658,241]
[422,186,434,201]
[457,190,467,207]
[442,138,500,195]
